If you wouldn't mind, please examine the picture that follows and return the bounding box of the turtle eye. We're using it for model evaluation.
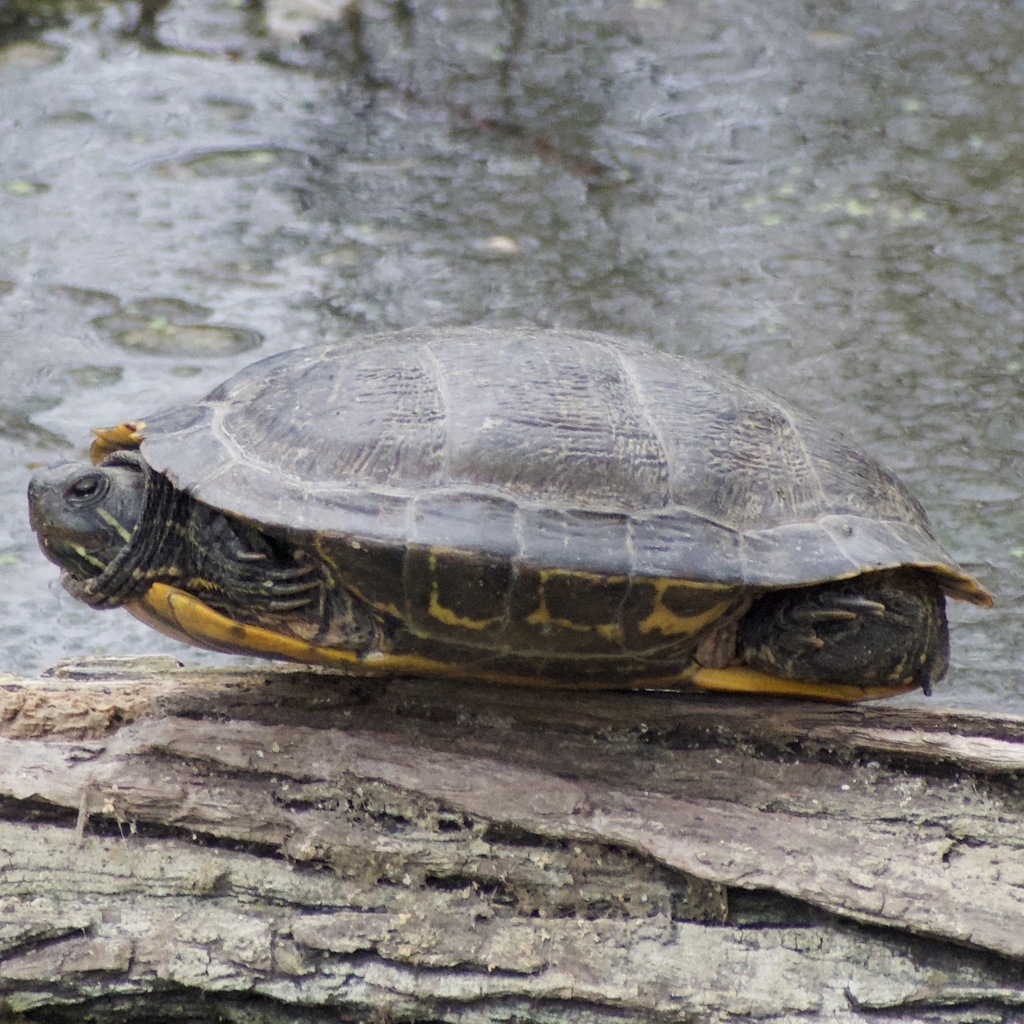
[64,471,109,506]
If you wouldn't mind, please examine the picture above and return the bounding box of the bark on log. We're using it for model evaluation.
[1,656,1023,1022]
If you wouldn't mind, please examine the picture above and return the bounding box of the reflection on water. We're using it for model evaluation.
[0,0,1019,710]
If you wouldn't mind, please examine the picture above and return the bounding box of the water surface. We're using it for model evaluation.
[1,0,1019,710]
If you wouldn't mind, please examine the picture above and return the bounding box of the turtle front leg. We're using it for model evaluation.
[179,506,382,650]
[182,505,321,613]
[735,568,950,696]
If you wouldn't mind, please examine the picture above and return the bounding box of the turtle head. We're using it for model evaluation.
[28,456,147,581]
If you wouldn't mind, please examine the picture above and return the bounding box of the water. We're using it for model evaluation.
[0,0,1019,710]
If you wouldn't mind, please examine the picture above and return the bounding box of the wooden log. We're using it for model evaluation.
[1,656,1023,1022]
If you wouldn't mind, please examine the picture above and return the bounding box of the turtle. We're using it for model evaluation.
[27,326,992,701]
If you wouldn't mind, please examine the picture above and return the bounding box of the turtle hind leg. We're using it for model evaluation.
[735,568,949,695]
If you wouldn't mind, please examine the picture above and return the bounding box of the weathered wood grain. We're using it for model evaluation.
[0,658,1022,1022]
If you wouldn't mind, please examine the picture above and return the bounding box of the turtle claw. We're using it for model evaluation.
[260,565,321,597]
[774,629,826,655]
[791,606,856,624]
[831,595,887,617]
[265,596,317,612]
[790,596,886,625]
[234,549,269,562]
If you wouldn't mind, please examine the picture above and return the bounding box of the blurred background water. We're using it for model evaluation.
[0,0,1019,710]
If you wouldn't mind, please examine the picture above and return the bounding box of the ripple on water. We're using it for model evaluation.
[92,297,262,357]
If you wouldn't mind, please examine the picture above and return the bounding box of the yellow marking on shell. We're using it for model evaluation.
[373,600,405,620]
[313,532,341,571]
[688,665,919,703]
[90,421,145,463]
[543,569,629,586]
[311,534,406,625]
[97,508,133,544]
[125,583,628,689]
[126,584,909,702]
[525,569,625,642]
[636,579,734,638]
[426,550,502,631]
[129,582,363,664]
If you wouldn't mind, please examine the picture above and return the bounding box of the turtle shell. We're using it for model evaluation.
[133,328,990,608]
[131,327,986,605]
